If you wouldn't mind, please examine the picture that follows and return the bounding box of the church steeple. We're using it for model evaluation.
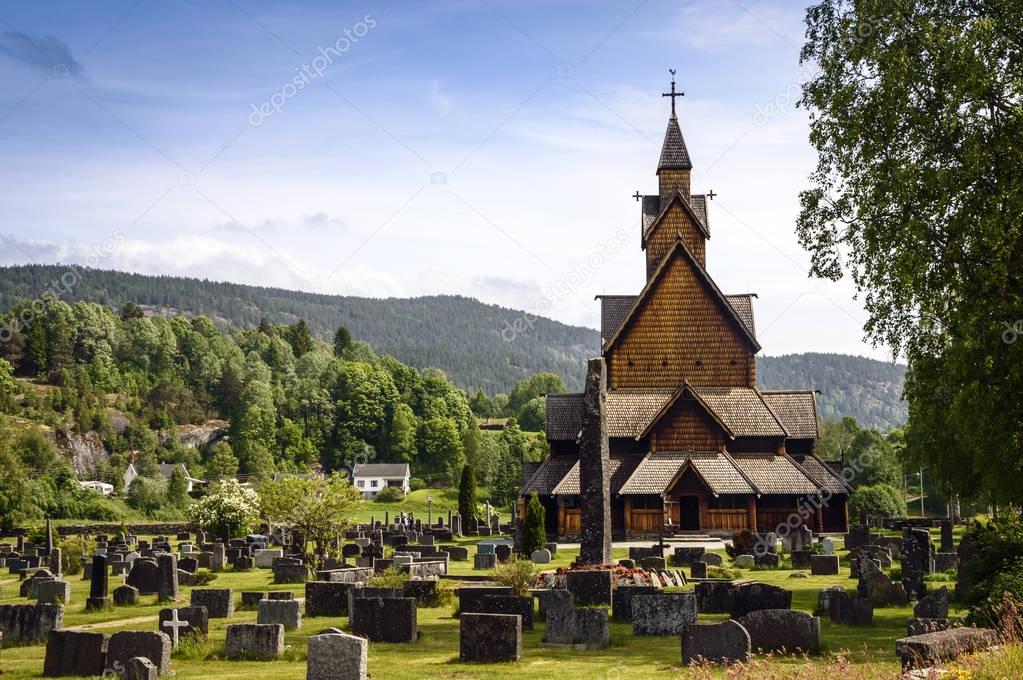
[657,70,692,200]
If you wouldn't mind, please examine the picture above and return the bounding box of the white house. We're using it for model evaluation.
[124,462,204,493]
[351,463,411,499]
[79,480,114,496]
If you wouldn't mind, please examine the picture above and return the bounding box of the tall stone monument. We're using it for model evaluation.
[578,358,611,564]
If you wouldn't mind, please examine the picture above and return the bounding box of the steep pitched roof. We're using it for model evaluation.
[792,453,854,494]
[352,463,410,478]
[552,454,642,495]
[730,454,822,495]
[658,115,692,171]
[619,451,755,495]
[603,238,761,353]
[520,456,577,495]
[724,294,757,338]
[761,390,819,439]
[642,188,711,243]
[691,386,788,438]
[597,295,637,343]
[641,195,661,233]
[546,389,676,442]
[691,194,709,232]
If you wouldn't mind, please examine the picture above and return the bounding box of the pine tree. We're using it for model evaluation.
[458,464,478,522]
[522,491,546,556]
[167,465,190,506]
[333,325,352,357]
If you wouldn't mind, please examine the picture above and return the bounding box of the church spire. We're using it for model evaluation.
[658,70,692,173]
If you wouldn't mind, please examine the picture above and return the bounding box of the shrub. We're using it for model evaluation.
[458,464,478,522]
[961,515,1023,612]
[127,476,167,514]
[192,572,218,586]
[59,535,97,576]
[708,566,743,580]
[848,483,907,520]
[521,492,546,557]
[374,486,404,503]
[491,557,536,597]
[409,477,427,491]
[186,479,260,539]
[368,566,409,589]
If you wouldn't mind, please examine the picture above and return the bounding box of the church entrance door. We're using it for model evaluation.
[679,495,700,531]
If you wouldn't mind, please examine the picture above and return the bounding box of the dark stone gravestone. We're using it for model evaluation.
[895,628,997,670]
[190,588,233,618]
[939,519,954,553]
[612,585,656,622]
[810,555,839,575]
[737,609,820,653]
[672,547,705,566]
[86,554,110,610]
[305,581,363,617]
[456,585,513,615]
[565,570,612,606]
[157,553,178,601]
[178,557,198,574]
[682,620,751,666]
[0,603,63,643]
[126,558,160,595]
[159,606,209,638]
[113,584,139,606]
[907,618,950,636]
[632,592,697,636]
[690,561,708,579]
[915,586,949,619]
[350,597,417,643]
[578,358,611,564]
[402,579,437,605]
[828,590,873,626]
[544,607,608,649]
[105,631,171,675]
[902,528,933,599]
[225,623,284,660]
[534,588,573,620]
[480,594,533,630]
[459,613,520,662]
[43,630,108,677]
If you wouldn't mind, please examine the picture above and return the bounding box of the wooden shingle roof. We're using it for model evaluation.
[658,115,692,171]
[793,454,853,494]
[689,385,788,438]
[724,294,756,337]
[642,188,711,243]
[761,390,819,439]
[598,295,637,343]
[691,194,709,234]
[546,389,675,442]
[520,455,577,495]
[619,451,755,495]
[552,454,642,495]
[730,454,821,495]
[603,238,761,353]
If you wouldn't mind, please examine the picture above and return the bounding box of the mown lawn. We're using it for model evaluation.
[0,531,987,679]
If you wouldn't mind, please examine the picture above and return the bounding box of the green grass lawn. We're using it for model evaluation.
[0,532,988,679]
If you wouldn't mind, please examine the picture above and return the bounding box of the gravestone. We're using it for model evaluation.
[895,628,998,670]
[816,586,845,614]
[126,559,160,595]
[350,597,417,643]
[915,586,949,619]
[43,630,108,677]
[845,524,871,550]
[255,548,284,569]
[544,607,608,649]
[268,591,294,600]
[210,543,226,572]
[702,552,723,566]
[681,620,751,666]
[632,592,697,636]
[822,537,835,555]
[459,613,520,662]
[159,606,208,639]
[791,525,813,552]
[728,582,792,618]
[902,528,932,599]
[225,623,284,660]
[114,584,139,606]
[790,550,813,570]
[612,585,656,622]
[534,588,573,620]
[473,553,496,570]
[157,553,178,601]
[106,631,171,675]
[439,545,469,561]
[810,555,839,575]
[754,552,780,568]
[672,547,705,566]
[190,588,234,618]
[402,579,437,605]
[954,534,976,601]
[307,631,368,680]
[734,554,754,568]
[480,595,533,630]
[37,580,71,605]
[273,558,307,583]
[306,581,364,617]
[565,570,612,606]
[178,557,198,574]
[456,586,514,615]
[933,552,958,573]
[907,618,950,636]
[939,519,953,553]
[530,549,552,564]
[737,609,820,653]
[640,556,666,570]
[690,562,708,579]
[494,544,512,563]
[578,358,611,564]
[828,590,873,626]
[257,599,302,631]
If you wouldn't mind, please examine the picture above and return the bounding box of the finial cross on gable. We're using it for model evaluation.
[662,68,684,117]
[707,189,717,200]
[633,191,642,202]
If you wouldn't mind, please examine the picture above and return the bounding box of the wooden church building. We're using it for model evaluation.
[519,76,851,539]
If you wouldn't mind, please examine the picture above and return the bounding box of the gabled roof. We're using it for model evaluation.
[619,451,755,495]
[600,291,755,344]
[691,193,709,231]
[730,453,822,495]
[761,390,819,439]
[658,115,692,171]
[636,383,786,440]
[352,463,410,478]
[642,188,711,244]
[603,237,762,353]
[545,393,584,441]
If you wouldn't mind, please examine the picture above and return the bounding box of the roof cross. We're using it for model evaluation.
[662,68,684,117]
[632,191,642,202]
[707,189,717,200]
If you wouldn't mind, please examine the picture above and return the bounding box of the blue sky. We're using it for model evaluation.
[0,0,892,360]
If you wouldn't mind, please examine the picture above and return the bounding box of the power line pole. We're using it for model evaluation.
[919,468,925,517]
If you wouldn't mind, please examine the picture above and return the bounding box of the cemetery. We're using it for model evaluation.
[0,511,1016,679]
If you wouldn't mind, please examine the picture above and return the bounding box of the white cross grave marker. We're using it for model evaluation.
[162,608,190,649]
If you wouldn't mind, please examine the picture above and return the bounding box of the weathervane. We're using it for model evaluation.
[662,68,684,117]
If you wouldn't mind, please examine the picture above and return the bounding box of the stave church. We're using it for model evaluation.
[518,74,851,546]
